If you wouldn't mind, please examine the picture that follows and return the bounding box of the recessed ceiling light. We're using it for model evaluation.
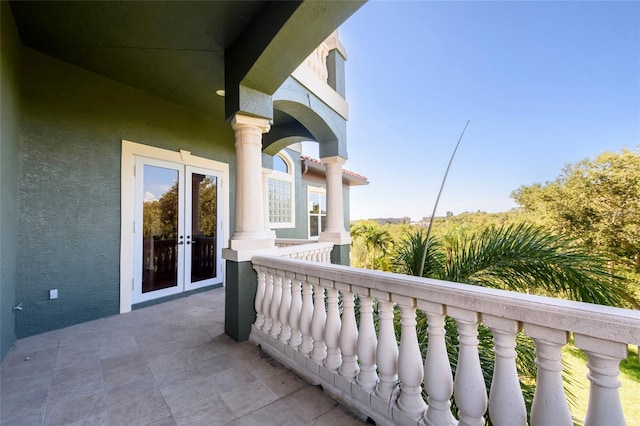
[216,89,225,97]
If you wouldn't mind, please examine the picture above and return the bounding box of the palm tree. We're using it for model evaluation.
[391,222,630,423]
[351,222,393,270]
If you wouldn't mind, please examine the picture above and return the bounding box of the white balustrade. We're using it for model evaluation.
[261,268,274,333]
[278,271,292,343]
[269,271,283,339]
[526,324,572,426]
[311,282,327,363]
[324,286,342,371]
[254,267,266,329]
[448,307,487,426]
[575,334,628,426]
[288,274,303,349]
[484,315,527,426]
[395,298,427,418]
[375,299,398,401]
[298,278,314,356]
[421,302,455,426]
[249,255,640,426]
[355,295,378,391]
[339,290,359,380]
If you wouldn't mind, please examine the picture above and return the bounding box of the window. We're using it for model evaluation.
[308,187,326,238]
[267,152,295,228]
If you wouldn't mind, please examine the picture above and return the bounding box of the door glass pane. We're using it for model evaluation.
[191,173,217,283]
[142,165,179,293]
[310,216,319,237]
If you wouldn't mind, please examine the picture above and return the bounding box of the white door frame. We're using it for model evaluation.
[120,140,230,313]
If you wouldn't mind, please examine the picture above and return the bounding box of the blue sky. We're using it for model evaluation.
[325,0,640,221]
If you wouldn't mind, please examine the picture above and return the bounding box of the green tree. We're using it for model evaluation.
[197,177,218,236]
[512,147,640,303]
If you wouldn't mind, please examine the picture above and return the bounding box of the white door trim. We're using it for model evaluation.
[120,140,230,313]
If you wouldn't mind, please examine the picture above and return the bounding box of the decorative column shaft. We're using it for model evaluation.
[376,300,398,399]
[230,114,273,249]
[319,156,350,244]
[396,300,427,417]
[574,334,627,426]
[288,275,303,349]
[484,316,526,426]
[339,291,359,379]
[299,279,314,356]
[253,267,266,329]
[449,308,487,426]
[261,270,274,333]
[278,272,293,343]
[269,272,283,339]
[324,287,342,371]
[311,284,327,363]
[527,325,571,426]
[422,306,455,426]
[356,295,378,391]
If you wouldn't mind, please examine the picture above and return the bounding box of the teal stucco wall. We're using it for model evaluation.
[274,171,352,241]
[16,47,236,338]
[1,2,21,359]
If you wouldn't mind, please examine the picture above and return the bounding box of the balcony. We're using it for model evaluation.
[3,240,639,425]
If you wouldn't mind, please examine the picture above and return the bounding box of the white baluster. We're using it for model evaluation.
[526,324,571,426]
[448,307,487,426]
[299,279,314,356]
[253,266,266,329]
[289,275,303,349]
[376,299,398,400]
[484,315,526,426]
[324,286,342,371]
[396,299,427,417]
[339,290,359,379]
[311,283,327,363]
[574,334,627,426]
[356,295,378,391]
[421,303,454,426]
[269,271,283,339]
[278,272,292,343]
[261,269,274,333]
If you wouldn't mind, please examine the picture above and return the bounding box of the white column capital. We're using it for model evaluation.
[320,155,347,166]
[231,114,271,134]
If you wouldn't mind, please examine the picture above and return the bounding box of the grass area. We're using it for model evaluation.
[563,344,640,425]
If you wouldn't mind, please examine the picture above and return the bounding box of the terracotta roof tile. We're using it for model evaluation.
[300,154,368,182]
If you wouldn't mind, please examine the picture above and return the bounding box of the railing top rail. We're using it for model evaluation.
[252,255,640,345]
[272,241,334,257]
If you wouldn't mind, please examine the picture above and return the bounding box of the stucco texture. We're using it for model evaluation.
[16,47,236,338]
[1,1,21,358]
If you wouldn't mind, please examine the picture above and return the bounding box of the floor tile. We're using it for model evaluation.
[220,380,280,418]
[0,288,365,426]
[44,390,109,426]
[281,386,339,422]
[227,398,307,426]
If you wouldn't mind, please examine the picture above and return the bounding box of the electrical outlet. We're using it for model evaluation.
[49,289,58,300]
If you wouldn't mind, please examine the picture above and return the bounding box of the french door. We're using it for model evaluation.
[133,157,223,303]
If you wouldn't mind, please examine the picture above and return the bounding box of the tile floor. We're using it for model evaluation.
[0,288,366,425]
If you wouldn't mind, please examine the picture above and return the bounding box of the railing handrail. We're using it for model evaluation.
[252,255,640,345]
[273,241,334,257]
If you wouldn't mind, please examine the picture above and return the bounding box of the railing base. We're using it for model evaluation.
[250,326,397,426]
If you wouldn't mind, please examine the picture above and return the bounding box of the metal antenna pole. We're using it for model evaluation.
[418,120,470,277]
